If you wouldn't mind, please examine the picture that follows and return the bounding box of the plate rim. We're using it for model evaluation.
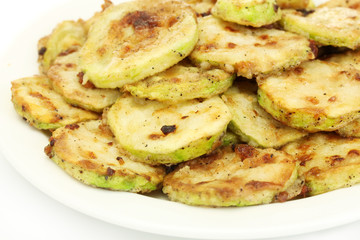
[1,0,360,239]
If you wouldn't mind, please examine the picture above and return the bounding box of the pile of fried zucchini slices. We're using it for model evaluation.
[10,0,360,207]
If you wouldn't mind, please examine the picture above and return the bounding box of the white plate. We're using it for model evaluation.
[1,0,360,239]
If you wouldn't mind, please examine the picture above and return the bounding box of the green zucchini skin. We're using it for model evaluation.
[212,0,282,27]
[124,61,235,102]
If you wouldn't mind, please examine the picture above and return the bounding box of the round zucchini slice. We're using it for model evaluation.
[80,0,198,88]
[38,20,86,73]
[258,60,360,132]
[45,120,165,192]
[124,60,235,102]
[211,0,281,27]
[47,51,121,112]
[107,94,232,165]
[222,81,307,148]
[280,7,360,49]
[282,133,360,196]
[189,15,316,79]
[11,75,98,130]
[163,144,300,207]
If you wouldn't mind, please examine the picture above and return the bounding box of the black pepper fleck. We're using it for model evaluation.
[161,125,176,135]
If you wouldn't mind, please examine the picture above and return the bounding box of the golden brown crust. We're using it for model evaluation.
[107,94,231,164]
[190,15,315,79]
[163,145,299,206]
[319,0,360,11]
[257,60,360,132]
[47,120,166,192]
[80,0,198,88]
[47,51,120,112]
[11,75,98,130]
[222,81,307,148]
[282,132,360,195]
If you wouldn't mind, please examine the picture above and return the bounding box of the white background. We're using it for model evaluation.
[0,0,359,240]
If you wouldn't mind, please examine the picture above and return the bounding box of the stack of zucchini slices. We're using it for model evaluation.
[10,0,360,207]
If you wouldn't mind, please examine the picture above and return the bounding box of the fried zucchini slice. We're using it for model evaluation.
[280,7,360,49]
[222,81,307,148]
[124,60,235,102]
[107,94,232,165]
[277,0,315,9]
[163,144,300,207]
[211,0,281,27]
[80,0,198,88]
[282,133,360,195]
[45,120,165,192]
[47,51,121,112]
[38,20,86,73]
[189,16,316,79]
[258,60,360,132]
[184,0,215,15]
[11,75,98,130]
[319,0,360,11]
